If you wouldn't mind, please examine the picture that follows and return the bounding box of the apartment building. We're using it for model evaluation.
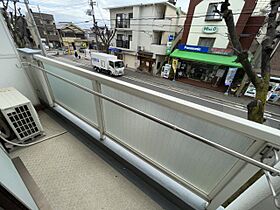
[106,0,185,74]
[181,0,269,49]
[169,0,268,92]
[32,12,62,48]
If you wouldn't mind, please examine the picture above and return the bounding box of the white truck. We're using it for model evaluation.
[91,52,125,76]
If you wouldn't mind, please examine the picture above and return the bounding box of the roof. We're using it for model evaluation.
[56,22,84,34]
[103,0,168,9]
[170,49,242,68]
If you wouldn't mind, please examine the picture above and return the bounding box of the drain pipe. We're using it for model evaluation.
[53,104,210,210]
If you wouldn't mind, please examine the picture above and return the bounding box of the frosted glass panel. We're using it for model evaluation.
[101,85,255,195]
[43,63,98,125]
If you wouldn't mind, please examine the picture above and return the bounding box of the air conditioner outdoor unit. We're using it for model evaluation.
[0,87,44,142]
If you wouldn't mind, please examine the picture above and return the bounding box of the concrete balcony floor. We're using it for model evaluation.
[10,109,184,210]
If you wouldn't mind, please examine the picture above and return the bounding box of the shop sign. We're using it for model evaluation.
[109,47,122,53]
[161,64,171,78]
[166,35,174,55]
[203,26,218,34]
[225,68,238,86]
[216,69,225,78]
[178,44,209,53]
[172,59,178,72]
[210,48,233,56]
[168,35,174,42]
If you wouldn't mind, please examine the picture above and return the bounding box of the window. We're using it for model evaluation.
[116,13,123,28]
[109,61,114,68]
[115,61,124,68]
[198,37,216,48]
[153,31,163,45]
[117,34,123,41]
[128,35,132,42]
[116,13,130,28]
[205,3,222,21]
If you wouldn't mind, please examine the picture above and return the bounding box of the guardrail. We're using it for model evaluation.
[23,54,280,210]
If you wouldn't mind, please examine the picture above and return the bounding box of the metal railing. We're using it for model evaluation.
[116,19,130,28]
[23,54,280,209]
[116,40,130,49]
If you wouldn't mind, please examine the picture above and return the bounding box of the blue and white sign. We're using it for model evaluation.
[178,44,209,53]
[168,35,174,42]
[225,67,238,86]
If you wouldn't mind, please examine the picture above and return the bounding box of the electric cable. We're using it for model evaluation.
[0,131,67,147]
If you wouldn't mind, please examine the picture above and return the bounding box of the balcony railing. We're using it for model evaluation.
[116,19,130,28]
[116,40,130,49]
[21,54,280,210]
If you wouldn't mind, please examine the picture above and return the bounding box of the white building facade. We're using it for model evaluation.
[106,0,185,75]
[182,0,269,50]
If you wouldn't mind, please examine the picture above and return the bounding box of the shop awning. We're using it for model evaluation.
[170,49,242,68]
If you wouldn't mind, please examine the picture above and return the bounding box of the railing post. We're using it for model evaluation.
[92,80,105,140]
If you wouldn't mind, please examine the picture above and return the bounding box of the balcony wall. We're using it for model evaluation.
[116,40,130,49]
[22,54,280,210]
[0,13,39,105]
[130,19,174,32]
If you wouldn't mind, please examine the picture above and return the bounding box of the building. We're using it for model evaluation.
[2,11,280,210]
[57,22,87,49]
[169,0,269,92]
[105,0,186,75]
[31,12,62,48]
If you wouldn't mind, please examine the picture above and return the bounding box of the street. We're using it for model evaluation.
[50,54,280,129]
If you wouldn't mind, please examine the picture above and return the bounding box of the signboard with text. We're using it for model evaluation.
[166,35,175,55]
[210,48,233,56]
[225,68,238,86]
[178,44,209,53]
[203,26,218,34]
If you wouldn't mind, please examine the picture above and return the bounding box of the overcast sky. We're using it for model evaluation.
[27,0,189,28]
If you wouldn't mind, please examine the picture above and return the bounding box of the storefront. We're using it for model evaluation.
[170,47,243,92]
[137,51,155,73]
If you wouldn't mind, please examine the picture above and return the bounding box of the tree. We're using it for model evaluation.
[95,25,116,53]
[218,0,280,123]
[87,0,116,53]
[1,0,32,48]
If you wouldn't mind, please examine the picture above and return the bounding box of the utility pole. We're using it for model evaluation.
[89,0,99,51]
[24,0,47,56]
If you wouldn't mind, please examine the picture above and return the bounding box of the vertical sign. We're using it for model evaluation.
[166,35,174,55]
[225,67,238,86]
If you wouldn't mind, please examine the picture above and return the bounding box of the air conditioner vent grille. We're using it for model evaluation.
[7,105,39,139]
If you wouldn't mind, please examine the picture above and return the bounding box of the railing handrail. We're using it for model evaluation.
[23,62,280,176]
[33,54,280,146]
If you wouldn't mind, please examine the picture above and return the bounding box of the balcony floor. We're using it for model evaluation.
[10,109,183,210]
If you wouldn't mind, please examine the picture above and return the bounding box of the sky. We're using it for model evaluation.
[25,0,190,29]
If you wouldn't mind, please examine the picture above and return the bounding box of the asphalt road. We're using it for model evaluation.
[51,55,280,129]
